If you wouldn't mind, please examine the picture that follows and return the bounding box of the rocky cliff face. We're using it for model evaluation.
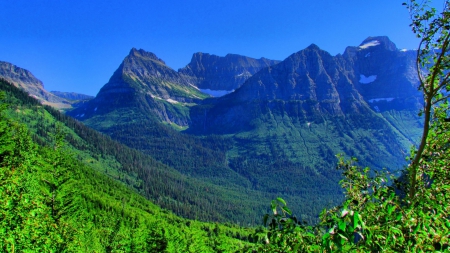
[0,61,72,108]
[230,44,366,114]
[179,53,280,92]
[100,48,205,103]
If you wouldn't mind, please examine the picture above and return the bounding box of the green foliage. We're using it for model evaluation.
[0,84,255,252]
[405,0,450,197]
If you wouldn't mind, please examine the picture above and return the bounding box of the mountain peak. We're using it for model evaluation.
[358,36,397,51]
[306,43,321,51]
[129,48,166,65]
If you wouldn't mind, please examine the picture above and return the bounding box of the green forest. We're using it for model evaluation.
[0,83,261,252]
[1,0,449,252]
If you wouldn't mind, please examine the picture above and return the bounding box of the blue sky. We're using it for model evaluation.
[0,1,434,95]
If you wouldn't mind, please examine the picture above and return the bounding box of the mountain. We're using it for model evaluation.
[51,90,94,101]
[179,53,280,94]
[0,61,74,109]
[190,36,421,133]
[68,48,210,127]
[188,36,422,169]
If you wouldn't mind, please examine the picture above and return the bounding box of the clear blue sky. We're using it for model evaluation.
[0,1,438,95]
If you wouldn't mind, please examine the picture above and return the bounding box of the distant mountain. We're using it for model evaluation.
[0,61,72,109]
[51,91,94,101]
[179,53,280,94]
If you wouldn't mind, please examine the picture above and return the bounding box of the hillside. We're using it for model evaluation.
[0,61,87,110]
[0,78,260,252]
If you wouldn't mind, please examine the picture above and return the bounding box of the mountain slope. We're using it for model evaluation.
[187,36,423,171]
[0,61,79,109]
[0,79,256,252]
[68,48,209,127]
[4,77,329,225]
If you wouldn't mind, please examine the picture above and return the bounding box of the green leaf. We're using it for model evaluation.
[276,197,287,206]
[281,206,292,216]
[353,211,360,230]
[338,220,347,232]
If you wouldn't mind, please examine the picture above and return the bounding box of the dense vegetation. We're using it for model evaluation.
[0,85,262,252]
[0,78,273,224]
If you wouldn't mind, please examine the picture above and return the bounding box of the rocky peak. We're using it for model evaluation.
[128,48,166,65]
[179,52,280,91]
[359,36,397,51]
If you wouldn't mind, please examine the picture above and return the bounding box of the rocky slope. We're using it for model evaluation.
[0,61,72,109]
[179,53,280,93]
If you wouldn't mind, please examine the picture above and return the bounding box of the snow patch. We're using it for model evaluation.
[199,89,234,97]
[166,99,179,104]
[368,98,395,103]
[359,74,377,84]
[365,53,371,57]
[400,49,409,52]
[359,40,380,49]
[80,114,85,117]
[236,71,250,77]
[373,106,380,112]
[188,83,200,90]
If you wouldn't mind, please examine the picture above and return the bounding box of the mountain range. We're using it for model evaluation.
[0,36,424,224]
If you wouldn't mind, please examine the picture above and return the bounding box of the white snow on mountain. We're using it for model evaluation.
[359,74,377,84]
[359,40,380,49]
[166,98,179,104]
[199,89,234,97]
